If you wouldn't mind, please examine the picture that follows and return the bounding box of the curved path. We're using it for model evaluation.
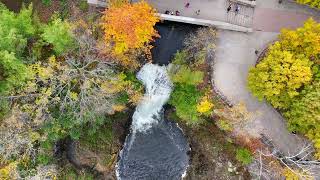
[213,31,305,154]
[214,1,320,155]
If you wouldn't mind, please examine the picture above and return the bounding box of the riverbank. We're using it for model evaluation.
[59,109,134,179]
[165,107,251,179]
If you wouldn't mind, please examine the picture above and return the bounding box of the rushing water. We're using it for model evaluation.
[116,64,189,180]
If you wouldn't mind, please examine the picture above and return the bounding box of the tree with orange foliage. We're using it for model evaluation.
[101,1,160,68]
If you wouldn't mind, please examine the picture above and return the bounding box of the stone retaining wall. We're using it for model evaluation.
[158,14,253,33]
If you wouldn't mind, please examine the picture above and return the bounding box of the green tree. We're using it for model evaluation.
[285,81,320,159]
[169,84,202,124]
[41,17,75,55]
[0,50,30,95]
[236,148,253,165]
[170,65,204,86]
[12,29,141,143]
[0,3,35,55]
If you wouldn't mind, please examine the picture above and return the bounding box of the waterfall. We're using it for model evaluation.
[116,63,189,180]
[131,63,173,132]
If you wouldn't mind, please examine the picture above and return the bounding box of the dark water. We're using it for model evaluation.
[151,21,200,65]
[117,115,189,180]
[0,0,24,12]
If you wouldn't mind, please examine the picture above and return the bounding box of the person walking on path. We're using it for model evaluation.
[227,3,232,13]
[235,4,240,15]
[195,9,200,15]
[185,2,190,8]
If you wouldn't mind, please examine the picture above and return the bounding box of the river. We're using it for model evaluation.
[116,22,199,179]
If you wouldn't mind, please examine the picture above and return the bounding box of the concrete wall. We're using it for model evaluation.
[230,0,256,7]
[158,14,253,33]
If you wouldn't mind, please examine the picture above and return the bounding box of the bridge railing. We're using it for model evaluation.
[158,13,253,33]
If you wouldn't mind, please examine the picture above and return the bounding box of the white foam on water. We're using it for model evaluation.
[131,63,173,132]
[116,63,173,179]
[116,63,190,180]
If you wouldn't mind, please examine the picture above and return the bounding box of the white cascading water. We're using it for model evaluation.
[131,63,173,132]
[116,63,189,180]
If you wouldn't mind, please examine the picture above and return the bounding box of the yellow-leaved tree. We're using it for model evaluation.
[296,0,320,9]
[101,1,160,68]
[248,18,320,161]
[197,95,214,115]
[247,18,319,109]
[248,43,312,109]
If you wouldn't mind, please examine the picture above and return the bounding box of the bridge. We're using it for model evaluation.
[158,13,252,32]
[87,0,255,33]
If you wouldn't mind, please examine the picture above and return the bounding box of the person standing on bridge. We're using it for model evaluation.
[235,4,240,15]
[227,3,232,13]
[195,9,200,15]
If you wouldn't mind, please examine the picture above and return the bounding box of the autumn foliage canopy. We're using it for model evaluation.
[101,1,159,67]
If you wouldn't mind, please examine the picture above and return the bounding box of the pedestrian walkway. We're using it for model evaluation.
[213,30,305,155]
[145,0,255,29]
[213,1,320,155]
[226,2,254,27]
[253,7,320,32]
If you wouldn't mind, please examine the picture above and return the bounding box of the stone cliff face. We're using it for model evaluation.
[66,110,133,179]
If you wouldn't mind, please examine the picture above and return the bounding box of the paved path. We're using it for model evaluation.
[253,0,320,32]
[214,30,305,154]
[254,7,320,32]
[213,1,320,154]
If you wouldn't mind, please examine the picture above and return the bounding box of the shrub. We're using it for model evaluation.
[0,162,19,180]
[184,28,216,64]
[42,0,52,6]
[216,119,233,132]
[42,17,75,55]
[236,148,253,165]
[196,95,214,115]
[171,65,204,85]
[0,99,9,120]
[0,50,30,95]
[169,84,202,124]
[79,0,89,12]
[171,50,188,65]
[285,81,320,158]
[0,4,35,55]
